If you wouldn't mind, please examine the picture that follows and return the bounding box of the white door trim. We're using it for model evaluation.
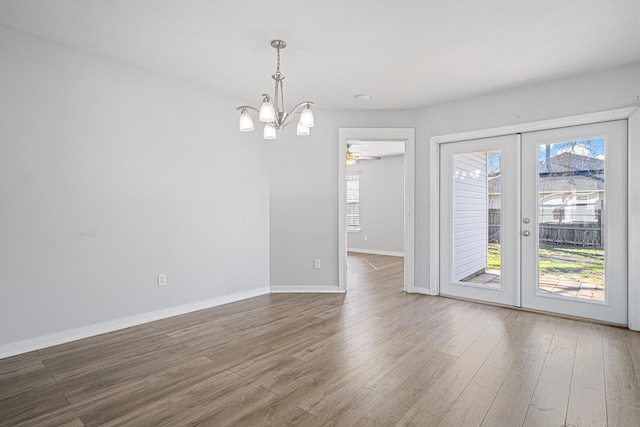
[429,107,640,329]
[431,107,637,144]
[628,108,640,330]
[338,128,416,293]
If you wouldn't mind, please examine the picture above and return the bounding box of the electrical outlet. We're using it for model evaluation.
[314,259,321,269]
[364,235,368,241]
[158,273,166,287]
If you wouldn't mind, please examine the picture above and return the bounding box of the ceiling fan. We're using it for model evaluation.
[346,144,381,165]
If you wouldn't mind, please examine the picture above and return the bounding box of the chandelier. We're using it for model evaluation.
[236,40,315,139]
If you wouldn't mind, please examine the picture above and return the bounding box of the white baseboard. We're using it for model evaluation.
[414,286,436,295]
[270,286,345,293]
[347,248,404,257]
[404,286,436,295]
[0,286,269,359]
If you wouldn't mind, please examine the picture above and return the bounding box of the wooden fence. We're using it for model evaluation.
[488,209,603,247]
[538,224,602,247]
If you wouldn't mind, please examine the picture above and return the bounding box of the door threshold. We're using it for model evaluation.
[438,294,628,329]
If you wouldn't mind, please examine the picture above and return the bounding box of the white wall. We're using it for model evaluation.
[0,25,270,356]
[347,155,404,255]
[414,62,640,290]
[269,110,416,292]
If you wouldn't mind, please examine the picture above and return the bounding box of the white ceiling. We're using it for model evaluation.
[1,0,639,111]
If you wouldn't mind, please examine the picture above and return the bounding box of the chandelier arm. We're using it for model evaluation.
[273,79,279,108]
[235,106,260,113]
[279,79,285,112]
[289,101,316,113]
[281,113,298,129]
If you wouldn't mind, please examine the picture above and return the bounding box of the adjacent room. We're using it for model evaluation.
[1,1,640,425]
[346,140,405,291]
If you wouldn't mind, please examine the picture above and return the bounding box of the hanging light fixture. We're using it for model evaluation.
[236,40,315,140]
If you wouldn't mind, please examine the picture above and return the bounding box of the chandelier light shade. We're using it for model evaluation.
[299,105,315,128]
[263,124,277,140]
[236,40,315,139]
[259,97,276,123]
[296,123,310,136]
[238,108,254,132]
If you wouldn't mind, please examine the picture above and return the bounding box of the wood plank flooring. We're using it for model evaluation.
[2,252,640,426]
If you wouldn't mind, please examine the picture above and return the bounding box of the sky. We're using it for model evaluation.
[541,138,605,160]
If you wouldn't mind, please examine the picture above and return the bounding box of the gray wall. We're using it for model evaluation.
[347,155,404,255]
[0,25,270,350]
[269,110,416,291]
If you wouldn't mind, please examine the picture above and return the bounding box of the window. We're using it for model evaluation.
[576,194,588,207]
[346,172,360,231]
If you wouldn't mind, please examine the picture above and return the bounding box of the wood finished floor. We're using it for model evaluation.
[2,253,640,426]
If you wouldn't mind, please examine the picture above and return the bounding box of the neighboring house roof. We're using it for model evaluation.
[540,152,603,174]
[538,173,604,193]
[488,153,604,194]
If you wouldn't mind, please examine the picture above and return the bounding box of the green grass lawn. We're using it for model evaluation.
[488,242,604,283]
[488,243,501,271]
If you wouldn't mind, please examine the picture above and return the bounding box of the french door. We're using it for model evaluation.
[440,121,628,324]
[440,135,520,306]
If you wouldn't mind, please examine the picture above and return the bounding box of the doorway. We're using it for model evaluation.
[439,121,628,324]
[338,128,416,293]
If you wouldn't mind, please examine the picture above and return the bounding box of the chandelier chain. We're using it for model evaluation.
[274,43,284,112]
[276,45,281,76]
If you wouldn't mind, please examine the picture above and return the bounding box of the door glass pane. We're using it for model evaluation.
[537,139,605,301]
[452,150,501,286]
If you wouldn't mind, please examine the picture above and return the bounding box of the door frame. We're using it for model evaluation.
[338,128,415,293]
[428,106,640,328]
